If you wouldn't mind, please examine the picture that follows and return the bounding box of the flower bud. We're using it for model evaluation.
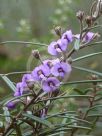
[85,16,93,27]
[91,74,98,80]
[32,50,40,59]
[76,10,84,21]
[54,26,62,37]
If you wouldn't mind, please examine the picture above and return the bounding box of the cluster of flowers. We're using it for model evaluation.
[7,30,95,109]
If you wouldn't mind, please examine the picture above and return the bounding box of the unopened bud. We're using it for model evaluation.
[89,74,98,85]
[32,50,40,59]
[91,74,98,80]
[54,26,62,37]
[76,10,84,21]
[85,16,93,27]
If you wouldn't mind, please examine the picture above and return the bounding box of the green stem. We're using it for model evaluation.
[73,52,102,62]
[0,41,48,46]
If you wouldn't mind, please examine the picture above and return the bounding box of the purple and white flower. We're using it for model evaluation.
[51,62,72,78]
[84,32,94,42]
[48,39,68,56]
[22,74,34,83]
[42,77,60,92]
[32,65,50,81]
[62,30,73,44]
[14,82,28,97]
[74,32,94,42]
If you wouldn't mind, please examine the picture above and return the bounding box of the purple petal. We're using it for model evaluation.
[61,62,72,73]
[57,39,68,51]
[43,59,53,68]
[40,65,50,77]
[51,63,61,77]
[6,101,16,109]
[48,41,57,55]
[42,80,51,92]
[84,32,94,42]
[32,66,41,81]
[62,30,73,43]
[22,74,34,82]
[14,90,22,97]
[42,77,60,92]
[14,82,28,96]
[32,65,50,81]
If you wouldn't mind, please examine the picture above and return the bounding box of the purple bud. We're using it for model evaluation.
[6,101,16,109]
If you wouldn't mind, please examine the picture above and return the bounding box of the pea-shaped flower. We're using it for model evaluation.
[43,59,60,69]
[84,32,94,42]
[14,82,28,97]
[42,77,60,92]
[32,65,50,81]
[48,39,68,56]
[51,62,72,78]
[74,32,94,42]
[22,74,34,83]
[62,30,73,44]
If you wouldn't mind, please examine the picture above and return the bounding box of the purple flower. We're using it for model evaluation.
[74,32,94,42]
[84,32,94,42]
[6,101,16,109]
[48,39,68,56]
[43,59,53,69]
[32,65,50,81]
[43,59,60,69]
[14,82,28,97]
[62,30,73,43]
[42,77,60,92]
[51,62,72,78]
[22,74,34,83]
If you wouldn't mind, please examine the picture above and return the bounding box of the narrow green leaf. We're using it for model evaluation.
[37,95,93,103]
[62,80,102,85]
[23,113,53,128]
[3,107,11,123]
[0,41,48,47]
[73,66,102,77]
[1,75,16,92]
[73,52,102,62]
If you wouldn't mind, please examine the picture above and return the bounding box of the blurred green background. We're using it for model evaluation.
[0,0,102,135]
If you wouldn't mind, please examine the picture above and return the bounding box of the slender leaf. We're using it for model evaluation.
[73,52,102,62]
[73,66,102,77]
[1,75,16,92]
[23,113,53,128]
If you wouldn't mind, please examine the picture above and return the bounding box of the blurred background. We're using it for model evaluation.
[0,0,102,135]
